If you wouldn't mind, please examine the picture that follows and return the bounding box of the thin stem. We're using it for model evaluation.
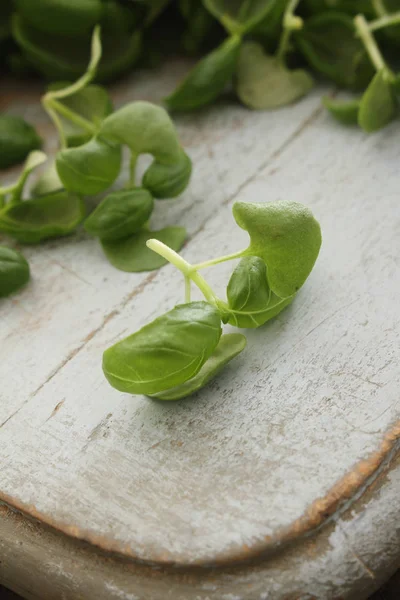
[368,12,400,32]
[184,276,191,303]
[129,153,138,187]
[276,0,303,64]
[42,99,67,148]
[44,26,102,102]
[49,99,97,134]
[372,0,387,17]
[146,239,219,305]
[193,249,247,271]
[354,14,387,72]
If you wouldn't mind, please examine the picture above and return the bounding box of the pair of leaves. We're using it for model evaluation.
[236,42,314,110]
[203,0,278,36]
[99,101,192,197]
[0,246,30,297]
[0,114,42,169]
[324,70,397,132]
[295,12,374,90]
[103,300,246,400]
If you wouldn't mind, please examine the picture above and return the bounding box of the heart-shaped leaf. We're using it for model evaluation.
[0,190,85,243]
[232,200,322,298]
[358,69,397,132]
[101,226,187,272]
[103,301,222,395]
[150,333,246,400]
[56,136,122,196]
[295,12,374,89]
[165,35,241,111]
[236,42,314,110]
[0,245,30,297]
[100,101,182,162]
[85,188,154,241]
[0,114,42,169]
[322,96,360,125]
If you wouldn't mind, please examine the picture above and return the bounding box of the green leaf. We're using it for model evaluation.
[164,35,241,111]
[100,101,182,163]
[322,96,360,125]
[0,191,85,243]
[47,82,113,147]
[232,201,322,298]
[203,0,278,35]
[12,15,142,82]
[56,136,122,196]
[103,301,222,395]
[150,333,246,400]
[304,0,375,17]
[0,114,42,169]
[101,227,187,272]
[85,188,154,241]
[31,161,63,197]
[295,12,374,90]
[180,1,216,55]
[236,42,314,110]
[5,150,47,203]
[358,70,397,133]
[15,0,103,36]
[0,246,30,297]
[142,150,192,199]
[226,256,293,327]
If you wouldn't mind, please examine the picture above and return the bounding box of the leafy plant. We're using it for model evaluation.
[0,245,30,297]
[0,114,42,169]
[103,200,321,401]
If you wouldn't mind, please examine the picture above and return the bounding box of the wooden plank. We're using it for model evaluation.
[0,451,399,599]
[0,60,399,593]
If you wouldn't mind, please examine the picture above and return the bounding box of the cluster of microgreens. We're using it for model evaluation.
[0,26,191,298]
[103,200,322,401]
[166,0,400,132]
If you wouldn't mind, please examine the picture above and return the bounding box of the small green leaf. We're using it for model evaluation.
[142,150,192,199]
[47,83,113,147]
[165,35,241,111]
[0,114,42,170]
[227,292,293,328]
[85,188,154,241]
[101,227,187,272]
[0,245,30,297]
[322,96,360,125]
[233,200,322,298]
[56,136,121,196]
[0,190,85,243]
[236,42,314,110]
[295,12,374,90]
[358,70,397,133]
[100,101,182,163]
[103,301,222,395]
[203,0,278,35]
[15,0,103,36]
[150,333,247,400]
[31,161,63,196]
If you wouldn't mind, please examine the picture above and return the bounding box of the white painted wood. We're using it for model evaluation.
[0,61,399,570]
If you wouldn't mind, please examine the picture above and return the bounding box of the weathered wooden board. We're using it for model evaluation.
[0,59,399,597]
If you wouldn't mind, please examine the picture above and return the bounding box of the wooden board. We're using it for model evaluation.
[0,60,399,597]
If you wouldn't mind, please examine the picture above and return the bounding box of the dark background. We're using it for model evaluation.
[1,569,399,599]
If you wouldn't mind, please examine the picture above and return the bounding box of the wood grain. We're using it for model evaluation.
[0,59,399,595]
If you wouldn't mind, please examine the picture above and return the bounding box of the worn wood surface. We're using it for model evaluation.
[0,60,399,597]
